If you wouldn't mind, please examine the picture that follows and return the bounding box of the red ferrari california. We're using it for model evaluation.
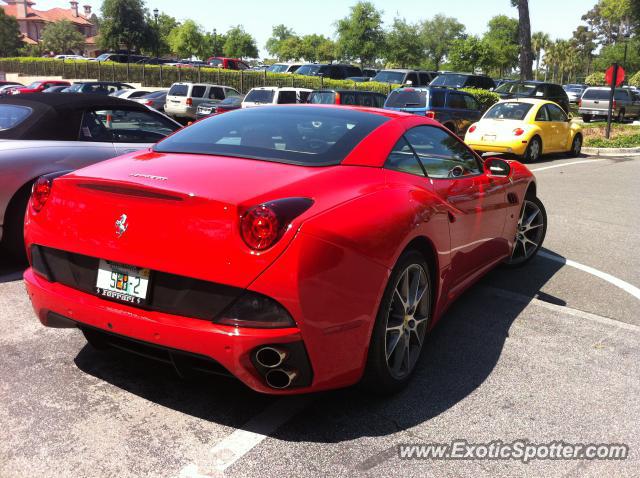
[23,105,546,394]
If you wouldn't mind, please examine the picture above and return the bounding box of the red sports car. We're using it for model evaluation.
[23,105,546,394]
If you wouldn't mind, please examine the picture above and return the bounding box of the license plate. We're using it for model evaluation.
[482,134,496,141]
[199,108,212,114]
[96,259,150,305]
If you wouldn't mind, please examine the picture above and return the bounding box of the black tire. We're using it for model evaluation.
[504,196,547,268]
[582,114,592,123]
[566,134,582,158]
[522,136,542,163]
[616,110,625,123]
[361,249,432,394]
[1,182,32,262]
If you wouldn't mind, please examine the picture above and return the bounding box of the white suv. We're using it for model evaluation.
[165,83,241,120]
[241,87,312,108]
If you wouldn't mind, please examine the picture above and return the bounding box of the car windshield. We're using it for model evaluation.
[385,89,428,108]
[244,89,275,103]
[154,106,389,166]
[267,64,290,73]
[25,82,43,89]
[495,82,537,95]
[95,54,110,61]
[430,74,468,88]
[66,84,84,92]
[566,87,583,93]
[209,59,223,67]
[296,65,323,76]
[484,102,533,120]
[372,71,406,84]
[0,105,32,131]
[308,91,336,104]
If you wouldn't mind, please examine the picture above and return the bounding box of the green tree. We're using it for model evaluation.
[223,25,258,59]
[336,1,385,66]
[299,34,335,62]
[572,26,597,77]
[420,14,465,70]
[384,17,423,68]
[582,0,633,45]
[167,20,205,59]
[265,24,295,59]
[531,31,550,80]
[483,15,519,76]
[40,20,86,54]
[0,8,22,57]
[99,0,151,52]
[511,0,533,79]
[448,35,492,73]
[592,37,640,72]
[275,36,302,61]
[147,12,179,57]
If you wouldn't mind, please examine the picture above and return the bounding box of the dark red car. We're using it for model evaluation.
[23,106,546,394]
[12,80,71,95]
[206,57,250,70]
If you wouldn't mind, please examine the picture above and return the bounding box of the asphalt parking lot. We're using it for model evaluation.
[1,154,638,478]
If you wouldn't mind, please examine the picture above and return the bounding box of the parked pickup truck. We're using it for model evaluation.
[578,87,640,123]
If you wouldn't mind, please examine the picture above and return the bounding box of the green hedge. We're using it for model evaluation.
[460,88,500,111]
[0,57,397,95]
[629,71,640,87]
[585,72,606,86]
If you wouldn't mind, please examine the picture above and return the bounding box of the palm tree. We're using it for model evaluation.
[531,31,550,80]
[542,40,558,82]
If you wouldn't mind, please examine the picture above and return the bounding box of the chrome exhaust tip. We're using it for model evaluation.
[265,368,298,389]
[255,346,288,369]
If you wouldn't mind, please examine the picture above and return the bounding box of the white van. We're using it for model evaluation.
[165,83,241,120]
[241,87,312,108]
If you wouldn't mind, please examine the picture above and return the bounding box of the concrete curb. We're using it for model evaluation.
[582,147,640,157]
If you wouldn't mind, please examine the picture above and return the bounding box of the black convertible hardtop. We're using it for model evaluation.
[0,93,156,141]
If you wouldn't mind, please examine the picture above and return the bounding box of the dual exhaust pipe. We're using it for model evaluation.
[255,346,297,389]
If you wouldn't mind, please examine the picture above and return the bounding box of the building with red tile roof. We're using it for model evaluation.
[1,1,99,55]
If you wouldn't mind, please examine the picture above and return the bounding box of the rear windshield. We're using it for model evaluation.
[143,91,166,99]
[209,59,223,67]
[385,89,428,108]
[169,84,188,97]
[484,102,533,120]
[495,82,537,95]
[582,89,612,100]
[296,64,323,76]
[0,105,32,131]
[267,64,290,73]
[372,71,406,84]
[245,89,275,104]
[25,81,43,89]
[154,106,389,166]
[430,74,469,88]
[308,91,336,104]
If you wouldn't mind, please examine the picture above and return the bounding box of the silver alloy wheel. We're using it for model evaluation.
[385,264,430,380]
[572,135,582,156]
[528,138,541,161]
[510,199,545,264]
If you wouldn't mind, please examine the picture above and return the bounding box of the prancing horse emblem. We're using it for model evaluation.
[115,214,128,238]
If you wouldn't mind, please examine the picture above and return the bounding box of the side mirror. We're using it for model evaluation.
[484,157,511,177]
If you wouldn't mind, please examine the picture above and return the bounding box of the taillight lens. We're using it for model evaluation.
[30,176,53,213]
[577,99,581,108]
[612,99,616,109]
[468,125,477,133]
[513,128,525,136]
[240,198,314,251]
[425,110,436,119]
[186,98,193,106]
[144,99,153,106]
[215,291,295,328]
[335,92,341,105]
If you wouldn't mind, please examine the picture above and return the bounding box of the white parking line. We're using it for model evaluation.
[538,250,640,301]
[178,397,311,477]
[530,159,606,172]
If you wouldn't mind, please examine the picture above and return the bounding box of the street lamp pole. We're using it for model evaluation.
[153,8,159,59]
[213,28,217,57]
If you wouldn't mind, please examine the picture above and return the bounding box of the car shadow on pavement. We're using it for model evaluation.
[0,254,27,283]
[73,250,566,442]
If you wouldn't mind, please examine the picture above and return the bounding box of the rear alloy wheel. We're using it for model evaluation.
[362,250,431,393]
[567,134,582,157]
[505,197,547,267]
[523,137,541,163]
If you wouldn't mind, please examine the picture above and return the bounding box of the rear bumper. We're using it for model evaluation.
[24,268,313,394]
[466,141,527,156]
[164,104,196,118]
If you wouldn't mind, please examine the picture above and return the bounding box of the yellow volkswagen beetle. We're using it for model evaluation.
[464,99,582,162]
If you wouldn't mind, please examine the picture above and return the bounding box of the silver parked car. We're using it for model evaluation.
[164,83,241,121]
[578,87,640,122]
[0,94,181,259]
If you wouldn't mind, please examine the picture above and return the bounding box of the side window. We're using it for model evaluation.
[225,89,241,97]
[341,92,357,105]
[447,92,466,109]
[406,73,418,85]
[79,109,178,143]
[418,73,431,86]
[463,94,479,111]
[209,87,225,100]
[238,62,249,70]
[534,85,546,98]
[547,104,567,121]
[358,93,373,107]
[430,90,446,108]
[298,90,311,103]
[374,94,386,108]
[385,137,425,177]
[277,90,298,104]
[535,105,550,121]
[191,85,206,98]
[227,60,237,70]
[404,126,481,179]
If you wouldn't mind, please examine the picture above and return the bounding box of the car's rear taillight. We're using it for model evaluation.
[186,98,193,106]
[144,99,153,106]
[30,176,53,213]
[513,128,525,136]
[468,124,477,133]
[425,110,436,119]
[577,99,581,108]
[215,106,229,114]
[612,99,616,109]
[335,92,341,105]
[240,198,314,251]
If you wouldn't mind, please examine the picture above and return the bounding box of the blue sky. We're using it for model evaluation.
[31,0,598,56]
